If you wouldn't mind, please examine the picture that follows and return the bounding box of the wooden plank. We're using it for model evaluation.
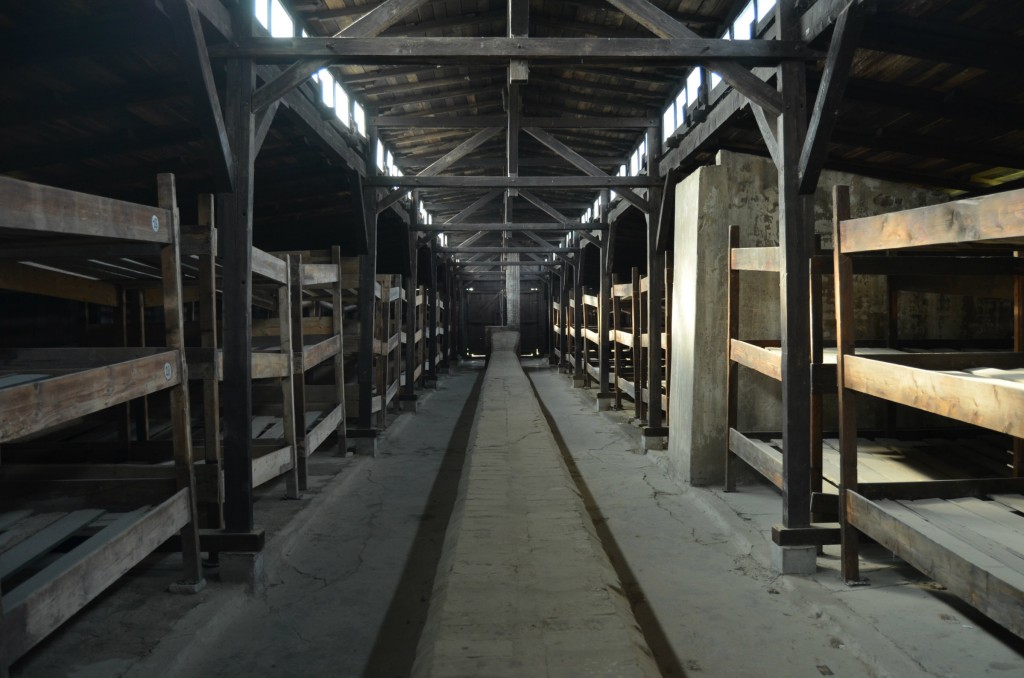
[0,512,33,534]
[0,509,105,580]
[217,36,818,66]
[251,445,295,488]
[730,339,783,381]
[252,248,288,284]
[730,247,780,272]
[991,494,1024,513]
[3,490,191,662]
[729,429,783,489]
[0,352,180,442]
[840,187,1024,253]
[0,514,64,555]
[0,263,120,306]
[948,497,1024,543]
[847,492,1024,638]
[251,351,291,380]
[304,404,344,457]
[0,176,172,244]
[844,356,1024,438]
[302,335,341,371]
[857,478,1024,501]
[302,264,340,286]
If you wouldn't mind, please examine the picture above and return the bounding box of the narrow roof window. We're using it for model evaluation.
[354,102,366,137]
[269,0,293,38]
[255,0,270,29]
[335,84,350,126]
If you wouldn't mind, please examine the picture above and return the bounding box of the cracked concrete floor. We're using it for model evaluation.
[526,364,1024,678]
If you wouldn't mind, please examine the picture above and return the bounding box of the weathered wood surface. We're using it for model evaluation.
[730,339,783,381]
[0,176,172,244]
[729,429,784,489]
[730,246,781,272]
[2,489,191,662]
[0,352,181,442]
[840,187,1024,253]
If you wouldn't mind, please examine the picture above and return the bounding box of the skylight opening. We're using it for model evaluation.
[629,149,640,176]
[376,140,386,171]
[335,84,350,126]
[320,69,335,108]
[255,0,270,29]
[733,2,756,41]
[663,106,675,140]
[757,0,777,22]
[675,91,687,126]
[354,102,366,137]
[269,0,293,37]
[686,70,702,106]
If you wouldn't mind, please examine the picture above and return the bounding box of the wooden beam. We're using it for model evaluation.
[373,115,659,128]
[524,127,651,213]
[751,104,780,168]
[797,0,867,194]
[604,0,785,115]
[167,0,234,192]
[419,221,608,231]
[215,37,819,66]
[250,0,434,113]
[253,99,280,155]
[372,176,658,189]
[378,127,502,212]
[440,247,578,254]
[445,189,504,224]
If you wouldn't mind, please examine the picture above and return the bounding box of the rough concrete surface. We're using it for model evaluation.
[412,332,658,677]
[529,365,1024,677]
[12,361,1024,678]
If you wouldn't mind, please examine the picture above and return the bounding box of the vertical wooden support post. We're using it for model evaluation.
[428,243,439,381]
[777,0,813,529]
[559,265,569,370]
[572,239,584,381]
[218,16,256,532]
[377,277,389,428]
[1014,251,1023,476]
[631,266,642,420]
[331,246,348,452]
[809,245,824,515]
[598,191,612,397]
[725,225,740,492]
[278,257,300,497]
[116,287,132,457]
[645,123,665,432]
[198,194,223,527]
[405,226,418,398]
[833,185,860,582]
[612,275,623,409]
[129,290,150,443]
[357,122,379,434]
[289,253,308,487]
[157,173,204,586]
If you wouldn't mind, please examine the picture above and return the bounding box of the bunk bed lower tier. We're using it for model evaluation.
[847,479,1024,639]
[0,488,194,664]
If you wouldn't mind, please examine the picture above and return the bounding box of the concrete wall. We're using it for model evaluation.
[665,150,1008,486]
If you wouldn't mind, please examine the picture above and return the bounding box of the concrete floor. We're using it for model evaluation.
[11,360,1024,677]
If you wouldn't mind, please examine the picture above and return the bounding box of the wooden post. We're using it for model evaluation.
[573,238,584,381]
[218,11,257,533]
[645,123,665,432]
[157,174,204,586]
[356,122,379,434]
[559,265,569,370]
[598,190,612,397]
[129,289,150,443]
[198,194,223,527]
[631,266,642,420]
[612,274,623,409]
[278,256,300,497]
[289,253,308,489]
[331,246,348,452]
[1014,251,1023,476]
[833,185,860,582]
[809,243,824,515]
[725,225,740,492]
[428,243,439,381]
[377,276,389,428]
[404,223,418,398]
[777,0,813,529]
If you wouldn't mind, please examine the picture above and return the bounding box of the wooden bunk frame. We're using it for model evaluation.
[0,175,204,671]
[833,184,1024,638]
[187,202,301,511]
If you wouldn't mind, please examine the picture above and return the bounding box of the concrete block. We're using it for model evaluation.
[398,395,419,412]
[572,377,586,388]
[351,436,378,457]
[168,578,207,594]
[770,543,817,575]
[217,551,265,594]
[595,394,613,412]
[641,435,667,452]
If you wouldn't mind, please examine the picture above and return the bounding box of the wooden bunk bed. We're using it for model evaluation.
[187,204,300,508]
[0,175,204,672]
[832,184,1024,638]
[277,248,350,488]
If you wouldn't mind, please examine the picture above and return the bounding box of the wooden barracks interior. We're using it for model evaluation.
[3,0,1024,675]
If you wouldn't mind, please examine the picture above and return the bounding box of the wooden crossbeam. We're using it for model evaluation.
[605,0,785,115]
[419,222,608,231]
[378,127,502,212]
[798,0,867,194]
[368,176,656,188]
[445,189,504,224]
[166,0,234,192]
[523,127,651,213]
[373,115,659,128]
[215,37,818,66]
[251,0,433,113]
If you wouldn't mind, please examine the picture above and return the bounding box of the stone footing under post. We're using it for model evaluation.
[770,542,817,575]
[595,393,613,411]
[347,429,378,457]
[641,426,668,452]
[216,551,265,594]
[398,394,419,412]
